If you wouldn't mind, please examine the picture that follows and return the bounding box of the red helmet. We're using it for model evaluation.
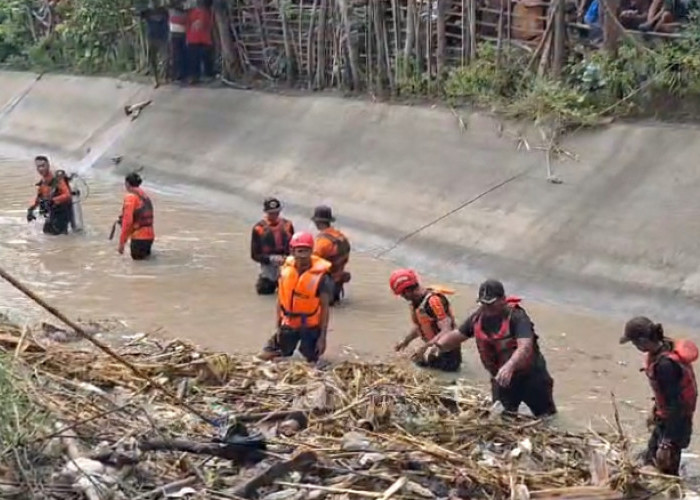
[290,231,314,249]
[389,268,419,295]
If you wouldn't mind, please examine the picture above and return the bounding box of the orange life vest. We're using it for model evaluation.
[133,191,154,229]
[473,296,534,375]
[646,339,698,419]
[278,256,332,329]
[257,218,293,256]
[316,227,351,276]
[410,288,456,342]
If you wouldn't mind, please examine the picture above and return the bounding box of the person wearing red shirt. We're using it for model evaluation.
[118,173,155,261]
[186,0,214,83]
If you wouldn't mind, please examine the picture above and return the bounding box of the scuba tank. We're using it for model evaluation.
[69,182,84,233]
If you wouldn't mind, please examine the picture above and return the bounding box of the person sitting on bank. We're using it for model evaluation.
[312,205,351,305]
[620,316,697,476]
[118,173,155,260]
[259,232,333,364]
[422,279,557,417]
[27,155,72,236]
[250,197,295,295]
[390,268,461,372]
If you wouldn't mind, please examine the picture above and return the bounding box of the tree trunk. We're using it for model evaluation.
[277,0,297,83]
[337,0,362,90]
[404,0,417,79]
[213,1,243,79]
[602,0,621,56]
[372,0,390,96]
[552,0,566,77]
[437,0,447,78]
[315,0,329,89]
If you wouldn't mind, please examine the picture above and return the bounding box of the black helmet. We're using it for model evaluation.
[311,205,335,223]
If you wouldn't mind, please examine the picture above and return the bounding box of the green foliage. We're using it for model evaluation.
[0,0,144,74]
[0,0,34,64]
[396,56,432,96]
[505,79,599,127]
[443,44,525,104]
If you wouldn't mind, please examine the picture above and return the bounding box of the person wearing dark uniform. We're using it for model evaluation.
[259,232,334,364]
[250,197,295,295]
[118,173,155,260]
[27,155,72,235]
[423,279,556,417]
[312,205,351,305]
[620,316,697,476]
[389,268,461,372]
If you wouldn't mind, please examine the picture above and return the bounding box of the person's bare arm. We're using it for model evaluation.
[396,327,420,351]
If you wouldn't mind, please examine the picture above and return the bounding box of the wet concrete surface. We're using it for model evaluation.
[0,154,699,476]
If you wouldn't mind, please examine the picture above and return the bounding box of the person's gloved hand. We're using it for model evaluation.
[269,255,286,266]
[26,208,36,222]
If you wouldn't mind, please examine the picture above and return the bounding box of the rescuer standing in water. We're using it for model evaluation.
[620,317,697,476]
[389,269,461,372]
[118,173,155,260]
[422,279,557,417]
[312,205,351,305]
[27,156,72,235]
[250,197,295,295]
[259,232,333,364]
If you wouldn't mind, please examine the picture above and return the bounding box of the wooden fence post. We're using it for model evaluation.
[552,0,566,77]
[469,0,478,60]
[277,0,297,83]
[338,0,362,90]
[213,0,243,79]
[437,0,447,78]
[602,0,621,55]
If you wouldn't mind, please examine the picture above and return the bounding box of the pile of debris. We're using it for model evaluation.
[0,320,684,499]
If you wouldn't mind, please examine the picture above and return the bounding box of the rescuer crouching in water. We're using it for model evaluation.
[27,156,72,235]
[118,173,155,260]
[259,232,334,364]
[312,205,351,305]
[389,269,461,372]
[620,317,698,476]
[250,197,295,295]
[422,279,557,417]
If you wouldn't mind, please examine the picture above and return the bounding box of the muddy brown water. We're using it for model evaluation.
[1,155,699,475]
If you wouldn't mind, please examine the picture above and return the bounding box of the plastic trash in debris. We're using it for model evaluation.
[341,431,374,451]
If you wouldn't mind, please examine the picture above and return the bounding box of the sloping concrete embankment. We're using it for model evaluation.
[1,71,700,327]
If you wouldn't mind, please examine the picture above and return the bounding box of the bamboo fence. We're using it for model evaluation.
[220,0,566,91]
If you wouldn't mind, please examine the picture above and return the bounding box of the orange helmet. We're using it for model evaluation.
[389,268,419,295]
[290,231,314,249]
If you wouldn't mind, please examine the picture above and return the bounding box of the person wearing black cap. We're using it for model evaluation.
[311,205,351,305]
[118,173,155,260]
[620,317,698,476]
[250,197,295,295]
[422,279,556,417]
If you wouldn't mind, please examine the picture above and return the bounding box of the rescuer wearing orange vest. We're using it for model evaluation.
[259,232,334,363]
[26,155,72,235]
[423,279,557,417]
[312,205,351,305]
[620,317,698,476]
[118,173,155,260]
[251,197,295,295]
[389,269,462,372]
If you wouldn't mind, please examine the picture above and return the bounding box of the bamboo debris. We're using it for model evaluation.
[0,319,681,499]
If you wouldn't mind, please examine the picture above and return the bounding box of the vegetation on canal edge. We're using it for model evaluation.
[2,0,700,128]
